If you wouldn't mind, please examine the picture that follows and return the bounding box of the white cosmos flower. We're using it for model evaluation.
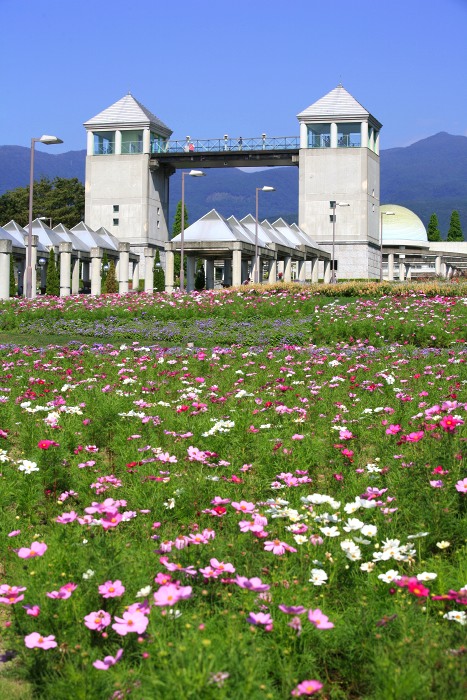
[17,460,39,474]
[343,518,364,532]
[360,562,375,572]
[416,572,437,581]
[319,526,340,537]
[82,569,95,579]
[443,611,466,625]
[378,569,400,583]
[136,585,152,598]
[344,501,361,514]
[309,568,328,586]
[360,525,378,537]
[293,535,308,545]
[436,541,450,549]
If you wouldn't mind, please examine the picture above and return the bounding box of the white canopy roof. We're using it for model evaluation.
[84,93,172,138]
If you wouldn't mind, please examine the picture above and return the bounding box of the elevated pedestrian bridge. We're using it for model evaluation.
[150,135,300,170]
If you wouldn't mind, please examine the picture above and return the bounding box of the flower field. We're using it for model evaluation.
[0,286,466,699]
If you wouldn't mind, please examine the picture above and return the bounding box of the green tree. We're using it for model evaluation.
[172,200,188,281]
[153,249,165,292]
[427,213,442,242]
[0,177,85,229]
[9,254,16,297]
[103,260,118,293]
[45,248,60,296]
[447,210,464,241]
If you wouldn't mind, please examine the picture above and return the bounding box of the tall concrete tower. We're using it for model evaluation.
[297,85,382,279]
[84,94,173,275]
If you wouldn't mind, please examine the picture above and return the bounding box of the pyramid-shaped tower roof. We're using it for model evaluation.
[84,94,172,137]
[297,85,381,129]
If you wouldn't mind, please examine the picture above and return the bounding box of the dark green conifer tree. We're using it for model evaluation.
[153,249,165,292]
[427,213,442,242]
[45,248,60,296]
[9,254,16,297]
[104,259,118,293]
[447,210,464,241]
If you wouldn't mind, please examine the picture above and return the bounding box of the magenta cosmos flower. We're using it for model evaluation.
[455,478,467,493]
[153,583,192,606]
[17,542,47,559]
[307,608,334,629]
[46,583,77,600]
[84,610,111,631]
[112,611,149,636]
[246,612,273,628]
[291,679,323,696]
[24,632,57,649]
[93,648,123,670]
[98,580,125,598]
[235,575,270,592]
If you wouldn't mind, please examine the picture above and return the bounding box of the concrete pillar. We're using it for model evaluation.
[132,259,140,291]
[375,130,380,155]
[87,131,94,156]
[24,236,38,298]
[165,249,175,293]
[115,130,122,155]
[435,256,442,276]
[330,122,338,148]
[387,253,394,281]
[268,258,277,283]
[118,242,130,294]
[223,258,232,286]
[361,122,368,149]
[205,259,214,290]
[252,255,262,283]
[368,127,374,151]
[397,257,404,281]
[445,264,452,279]
[311,257,319,283]
[0,240,12,299]
[186,256,196,292]
[284,255,292,282]
[144,248,155,292]
[298,258,306,283]
[232,248,242,286]
[90,247,103,296]
[143,128,151,154]
[71,257,80,294]
[299,122,307,149]
[406,264,411,280]
[323,259,331,284]
[59,242,72,297]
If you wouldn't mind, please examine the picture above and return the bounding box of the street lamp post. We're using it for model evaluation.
[39,216,53,228]
[329,201,349,283]
[180,169,206,292]
[255,186,275,283]
[380,210,395,282]
[26,135,63,298]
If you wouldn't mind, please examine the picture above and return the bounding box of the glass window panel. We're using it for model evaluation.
[93,131,115,155]
[337,123,361,148]
[121,130,143,154]
[307,124,331,148]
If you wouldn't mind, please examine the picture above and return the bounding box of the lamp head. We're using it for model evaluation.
[39,135,63,145]
[261,186,275,192]
[189,169,206,177]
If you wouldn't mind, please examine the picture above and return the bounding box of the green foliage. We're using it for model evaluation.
[101,251,109,286]
[45,248,59,296]
[103,259,118,293]
[172,200,189,280]
[0,177,85,229]
[9,254,16,297]
[447,210,464,241]
[194,263,205,291]
[427,213,442,242]
[153,249,165,292]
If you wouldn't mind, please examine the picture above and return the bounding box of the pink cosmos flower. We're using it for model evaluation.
[278,605,307,615]
[93,648,123,670]
[210,558,235,574]
[98,580,125,598]
[8,530,21,537]
[246,612,273,629]
[153,583,192,606]
[55,511,78,524]
[154,573,172,585]
[439,415,464,433]
[24,632,57,649]
[385,424,402,435]
[264,539,297,555]
[84,610,111,631]
[23,605,40,617]
[17,542,47,559]
[429,480,444,488]
[46,583,77,600]
[455,478,467,493]
[307,608,334,629]
[112,611,149,636]
[231,500,256,513]
[291,679,323,696]
[339,429,353,440]
[291,434,305,440]
[405,431,424,443]
[0,585,25,604]
[100,511,123,530]
[235,576,270,592]
[37,439,59,449]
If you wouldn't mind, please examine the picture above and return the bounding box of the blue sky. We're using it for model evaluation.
[2,0,466,154]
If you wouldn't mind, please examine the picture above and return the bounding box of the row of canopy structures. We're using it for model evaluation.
[165,210,332,291]
[0,219,159,300]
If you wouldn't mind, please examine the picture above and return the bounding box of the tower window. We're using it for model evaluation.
[121,130,143,154]
[113,205,119,213]
[307,124,331,148]
[113,218,119,226]
[337,123,361,148]
[93,131,115,155]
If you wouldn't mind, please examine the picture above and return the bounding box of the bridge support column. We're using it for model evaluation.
[90,247,103,296]
[186,256,196,292]
[323,259,331,284]
[311,257,319,283]
[284,255,292,282]
[387,253,394,281]
[398,257,405,281]
[144,248,155,292]
[0,240,12,300]
[59,242,72,297]
[223,259,232,286]
[298,258,306,283]
[205,259,214,290]
[435,256,442,276]
[268,258,277,284]
[118,243,130,294]
[165,250,175,292]
[132,259,140,291]
[232,248,242,286]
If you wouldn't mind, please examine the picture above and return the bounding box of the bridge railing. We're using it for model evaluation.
[151,135,299,154]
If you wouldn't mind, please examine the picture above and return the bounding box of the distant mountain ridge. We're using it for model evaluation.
[1,132,466,236]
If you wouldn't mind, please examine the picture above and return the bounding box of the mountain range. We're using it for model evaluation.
[1,132,466,236]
